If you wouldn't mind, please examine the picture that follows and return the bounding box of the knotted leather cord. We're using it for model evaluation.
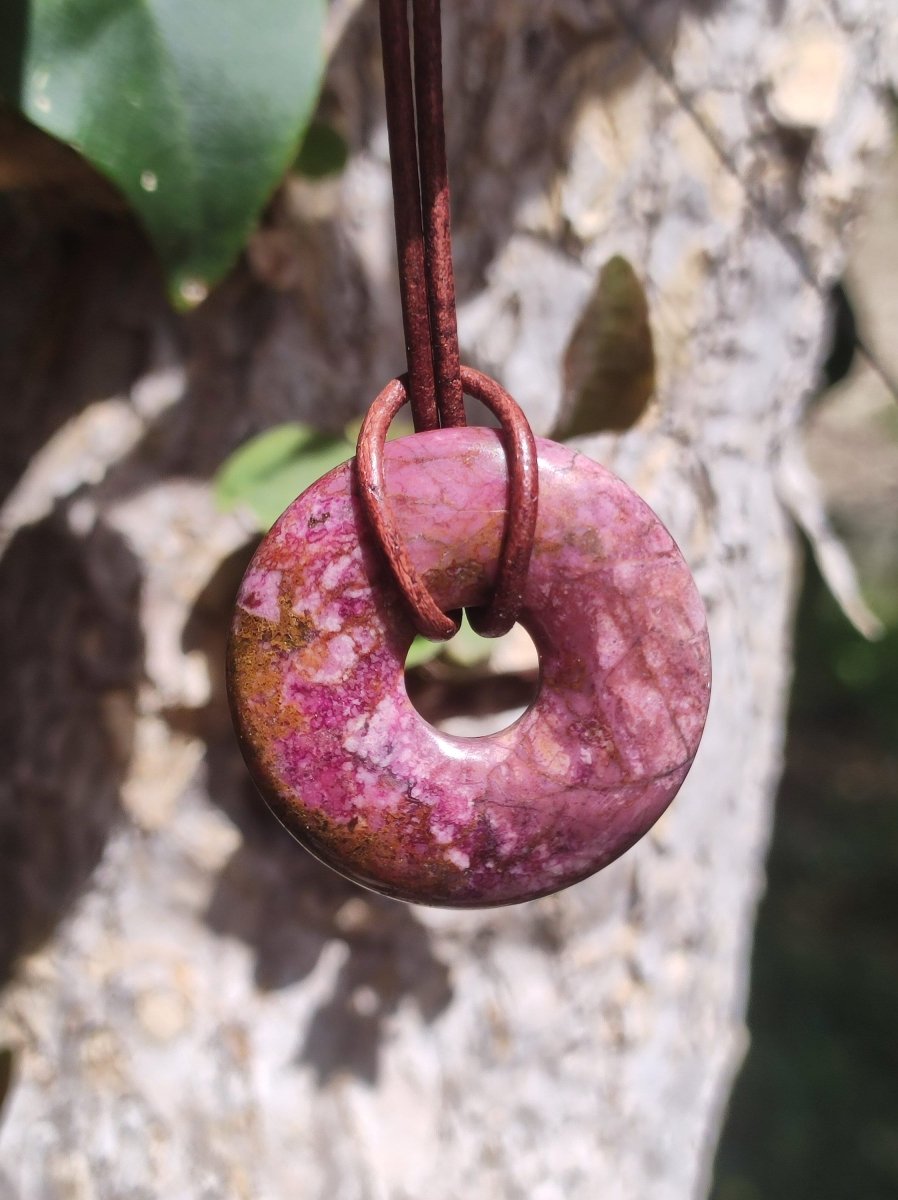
[356,0,538,640]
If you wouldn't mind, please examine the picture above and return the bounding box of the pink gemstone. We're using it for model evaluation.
[228,428,711,907]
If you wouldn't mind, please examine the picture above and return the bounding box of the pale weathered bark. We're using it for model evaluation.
[0,2,895,1197]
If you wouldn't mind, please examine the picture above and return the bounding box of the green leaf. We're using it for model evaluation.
[442,613,492,668]
[0,0,326,305]
[555,255,656,439]
[215,423,353,530]
[295,120,349,180]
[405,636,443,670]
[405,616,493,673]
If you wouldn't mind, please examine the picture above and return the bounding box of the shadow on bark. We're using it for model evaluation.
[0,206,169,507]
[413,0,727,299]
[0,513,143,983]
[165,545,454,1084]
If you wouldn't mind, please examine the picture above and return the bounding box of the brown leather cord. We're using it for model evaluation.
[379,0,463,431]
[356,368,538,641]
[360,0,539,640]
[378,0,438,430]
[357,376,459,641]
[457,369,538,639]
[411,0,465,428]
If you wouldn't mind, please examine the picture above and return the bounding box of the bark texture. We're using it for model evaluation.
[0,2,895,1197]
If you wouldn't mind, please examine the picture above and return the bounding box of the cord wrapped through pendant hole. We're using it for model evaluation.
[355,367,539,643]
[405,616,540,736]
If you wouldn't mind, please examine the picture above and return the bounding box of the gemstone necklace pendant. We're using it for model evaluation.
[226,0,711,907]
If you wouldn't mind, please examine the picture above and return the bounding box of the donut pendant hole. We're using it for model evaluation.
[403,617,541,737]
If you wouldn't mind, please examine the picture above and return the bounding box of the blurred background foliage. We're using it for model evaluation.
[713,119,898,1192]
[713,549,898,1200]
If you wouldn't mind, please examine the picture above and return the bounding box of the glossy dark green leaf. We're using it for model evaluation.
[0,0,326,305]
[555,255,656,439]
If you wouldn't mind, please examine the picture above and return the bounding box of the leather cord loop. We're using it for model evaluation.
[357,376,460,641]
[459,369,538,638]
[368,0,538,641]
[356,368,538,641]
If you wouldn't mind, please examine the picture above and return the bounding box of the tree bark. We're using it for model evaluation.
[0,2,894,1197]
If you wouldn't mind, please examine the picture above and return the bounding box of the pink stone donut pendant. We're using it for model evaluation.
[228,429,711,908]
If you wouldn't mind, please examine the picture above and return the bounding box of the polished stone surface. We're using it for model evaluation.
[228,428,711,907]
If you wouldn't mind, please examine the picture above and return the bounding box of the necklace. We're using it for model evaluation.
[227,0,711,908]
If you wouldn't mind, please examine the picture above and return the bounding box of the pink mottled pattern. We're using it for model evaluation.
[228,429,711,907]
